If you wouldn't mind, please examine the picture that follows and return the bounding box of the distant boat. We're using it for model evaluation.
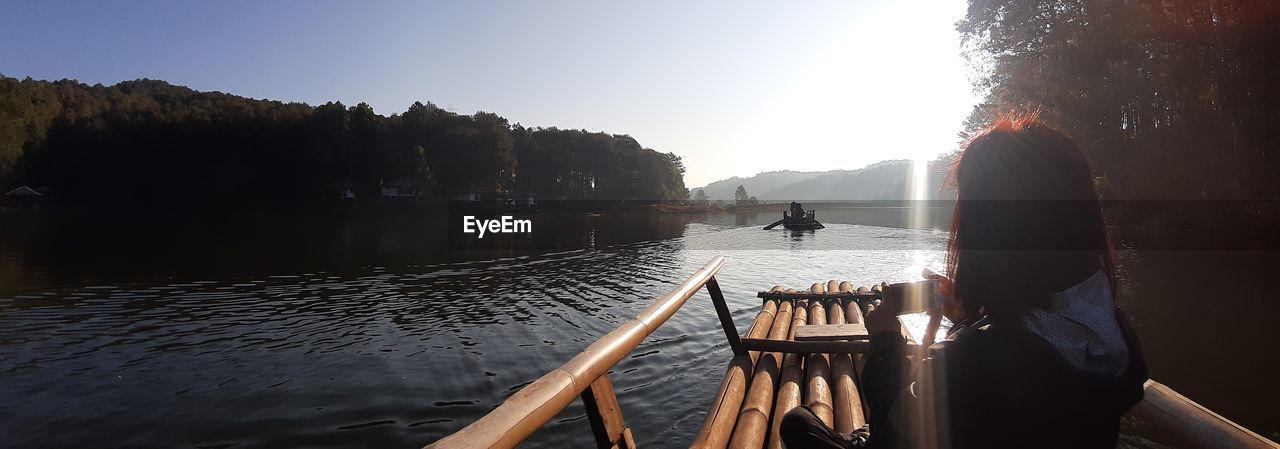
[764,202,825,230]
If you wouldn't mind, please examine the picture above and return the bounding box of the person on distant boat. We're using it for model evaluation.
[781,114,1148,449]
[790,201,804,220]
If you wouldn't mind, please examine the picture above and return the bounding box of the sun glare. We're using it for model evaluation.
[724,1,976,185]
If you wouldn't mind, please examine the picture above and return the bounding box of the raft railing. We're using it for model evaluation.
[425,256,739,449]
[1134,380,1278,449]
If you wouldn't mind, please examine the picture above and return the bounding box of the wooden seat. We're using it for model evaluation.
[794,323,869,341]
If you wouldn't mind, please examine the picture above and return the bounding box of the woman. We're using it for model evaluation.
[781,115,1148,449]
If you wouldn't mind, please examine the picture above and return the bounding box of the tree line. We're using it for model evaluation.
[0,76,688,208]
[959,0,1279,201]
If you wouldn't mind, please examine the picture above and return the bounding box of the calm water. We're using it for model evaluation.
[1,208,1276,448]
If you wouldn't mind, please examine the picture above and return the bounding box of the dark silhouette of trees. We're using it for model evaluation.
[959,0,1280,201]
[693,189,708,202]
[733,185,759,206]
[0,76,689,208]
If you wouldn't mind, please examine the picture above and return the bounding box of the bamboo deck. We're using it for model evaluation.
[690,280,877,449]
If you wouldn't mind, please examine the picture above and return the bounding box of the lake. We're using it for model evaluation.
[1,207,1276,448]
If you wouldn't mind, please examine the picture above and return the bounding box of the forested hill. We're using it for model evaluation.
[692,158,954,201]
[0,76,688,207]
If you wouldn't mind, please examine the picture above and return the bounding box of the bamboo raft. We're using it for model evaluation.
[763,209,824,231]
[425,257,1278,449]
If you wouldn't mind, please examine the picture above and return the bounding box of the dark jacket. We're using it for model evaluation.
[861,298,1147,448]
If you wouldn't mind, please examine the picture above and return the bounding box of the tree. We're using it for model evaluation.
[735,184,749,203]
[693,189,708,202]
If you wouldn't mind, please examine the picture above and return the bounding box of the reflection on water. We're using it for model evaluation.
[1,209,1276,448]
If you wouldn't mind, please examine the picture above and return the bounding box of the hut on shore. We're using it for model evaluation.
[4,186,44,210]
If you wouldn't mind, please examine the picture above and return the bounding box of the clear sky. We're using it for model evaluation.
[0,0,981,187]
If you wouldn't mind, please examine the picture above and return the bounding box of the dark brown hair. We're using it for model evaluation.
[945,113,1116,319]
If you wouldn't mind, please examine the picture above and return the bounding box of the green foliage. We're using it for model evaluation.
[0,76,688,206]
[959,0,1280,200]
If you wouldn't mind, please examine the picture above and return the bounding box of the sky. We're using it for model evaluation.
[0,0,982,188]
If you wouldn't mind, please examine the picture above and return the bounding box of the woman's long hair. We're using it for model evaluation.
[945,114,1116,320]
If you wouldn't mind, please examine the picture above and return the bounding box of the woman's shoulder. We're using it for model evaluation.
[938,313,1145,394]
[932,317,1078,380]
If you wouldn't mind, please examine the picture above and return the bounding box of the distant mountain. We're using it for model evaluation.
[763,160,910,200]
[692,170,826,200]
[691,156,956,201]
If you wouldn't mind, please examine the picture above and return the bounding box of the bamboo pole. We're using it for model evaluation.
[810,282,825,295]
[831,364,862,432]
[426,256,726,449]
[728,301,795,449]
[744,300,780,362]
[689,300,780,449]
[843,294,863,327]
[804,298,834,427]
[827,300,846,326]
[826,295,865,433]
[842,289,870,428]
[1129,380,1280,449]
[766,301,809,449]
